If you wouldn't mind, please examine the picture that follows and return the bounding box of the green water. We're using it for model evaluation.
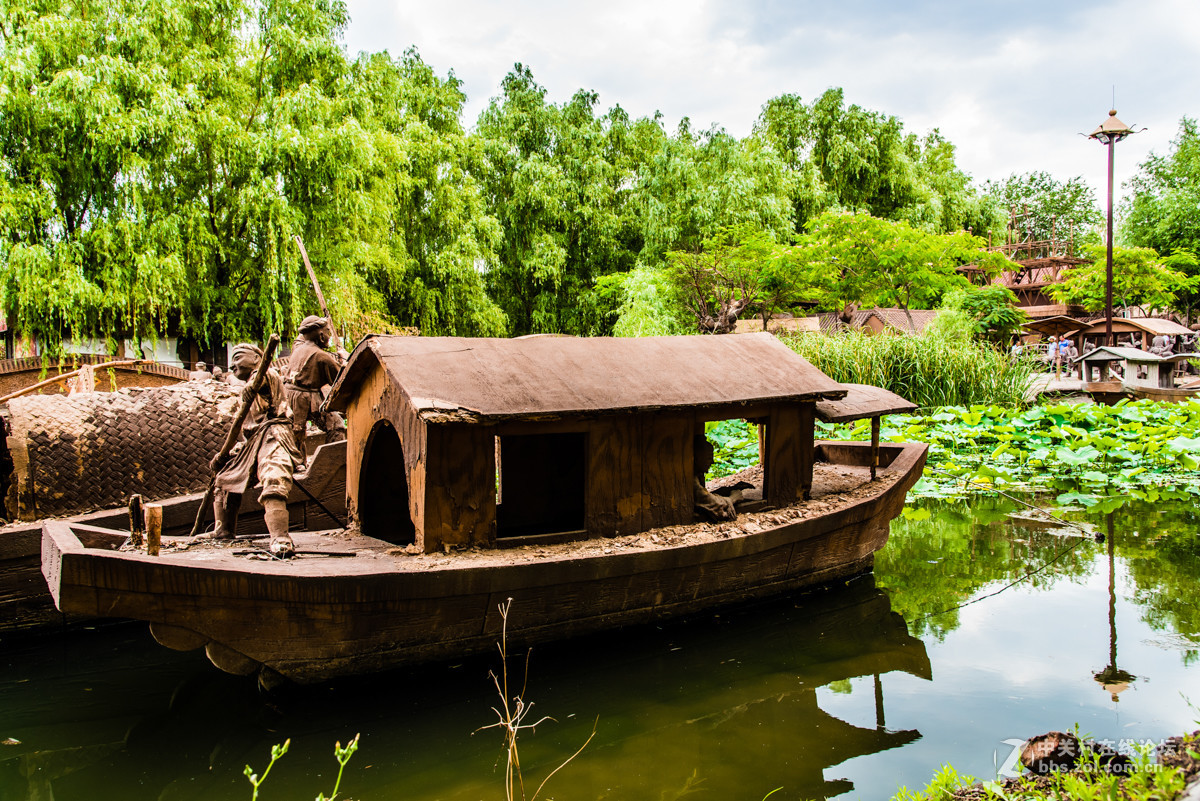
[1,495,1198,800]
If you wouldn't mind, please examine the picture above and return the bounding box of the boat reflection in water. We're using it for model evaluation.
[0,575,928,801]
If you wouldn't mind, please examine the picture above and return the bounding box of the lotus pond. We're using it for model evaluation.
[2,401,1200,801]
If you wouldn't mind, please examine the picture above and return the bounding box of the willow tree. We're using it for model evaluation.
[0,0,506,354]
[312,49,507,338]
[635,120,796,264]
[472,65,643,336]
[796,212,1008,327]
[0,0,199,353]
[753,89,999,236]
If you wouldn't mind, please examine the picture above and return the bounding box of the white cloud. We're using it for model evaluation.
[342,0,1200,200]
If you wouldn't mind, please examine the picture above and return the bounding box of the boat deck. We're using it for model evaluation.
[74,457,901,577]
[42,440,927,683]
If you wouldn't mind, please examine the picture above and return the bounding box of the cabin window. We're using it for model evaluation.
[701,418,763,481]
[358,420,416,546]
[496,432,587,538]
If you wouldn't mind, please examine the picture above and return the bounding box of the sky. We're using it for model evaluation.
[340,0,1199,204]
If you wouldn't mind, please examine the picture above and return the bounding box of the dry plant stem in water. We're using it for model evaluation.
[478,598,597,801]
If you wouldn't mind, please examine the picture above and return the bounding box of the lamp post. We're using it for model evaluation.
[1088,110,1137,347]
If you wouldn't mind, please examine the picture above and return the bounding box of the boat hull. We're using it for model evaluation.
[43,440,927,684]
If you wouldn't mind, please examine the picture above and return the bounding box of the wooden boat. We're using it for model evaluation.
[42,335,927,684]
[43,438,925,684]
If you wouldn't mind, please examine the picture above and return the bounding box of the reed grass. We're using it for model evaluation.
[782,331,1036,408]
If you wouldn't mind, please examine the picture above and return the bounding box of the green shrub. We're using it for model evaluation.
[782,330,1035,408]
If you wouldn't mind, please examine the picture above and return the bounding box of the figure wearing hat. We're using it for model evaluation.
[201,343,304,556]
[284,315,348,460]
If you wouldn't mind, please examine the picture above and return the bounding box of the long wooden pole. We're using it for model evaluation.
[295,235,339,349]
[0,359,144,404]
[189,334,281,538]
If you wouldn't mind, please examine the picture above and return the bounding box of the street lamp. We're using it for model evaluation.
[1087,110,1138,347]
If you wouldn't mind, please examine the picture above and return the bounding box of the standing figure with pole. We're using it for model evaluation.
[197,339,304,557]
[284,315,348,460]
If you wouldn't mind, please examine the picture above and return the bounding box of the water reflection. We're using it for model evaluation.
[3,492,1199,801]
[0,578,929,801]
[1095,514,1137,702]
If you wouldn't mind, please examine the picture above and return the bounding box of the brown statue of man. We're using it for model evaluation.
[692,435,737,522]
[200,343,304,557]
[283,315,347,460]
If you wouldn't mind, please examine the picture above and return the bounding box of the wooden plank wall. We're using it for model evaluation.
[585,416,641,536]
[639,413,693,529]
[423,424,496,550]
[765,403,815,506]
[584,411,692,536]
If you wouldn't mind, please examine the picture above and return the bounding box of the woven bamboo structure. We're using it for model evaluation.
[5,382,238,520]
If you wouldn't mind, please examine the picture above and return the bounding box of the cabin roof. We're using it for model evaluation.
[815,384,917,423]
[326,333,846,421]
[1075,346,1163,363]
[1077,317,1192,337]
[1021,315,1086,337]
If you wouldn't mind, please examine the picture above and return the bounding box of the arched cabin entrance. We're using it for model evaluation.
[358,420,415,545]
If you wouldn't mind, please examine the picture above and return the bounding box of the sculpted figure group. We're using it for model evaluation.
[196,316,347,557]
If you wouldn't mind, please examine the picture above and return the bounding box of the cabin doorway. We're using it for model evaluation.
[496,432,587,538]
[358,420,415,545]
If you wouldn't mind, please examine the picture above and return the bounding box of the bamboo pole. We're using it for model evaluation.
[0,359,144,404]
[128,494,145,549]
[145,503,163,556]
[870,417,880,481]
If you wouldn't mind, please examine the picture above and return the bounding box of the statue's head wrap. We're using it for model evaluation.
[298,315,328,335]
[230,343,264,371]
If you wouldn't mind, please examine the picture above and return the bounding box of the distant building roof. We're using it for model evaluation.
[816,308,940,335]
[734,315,821,334]
[1077,317,1193,337]
[326,333,847,421]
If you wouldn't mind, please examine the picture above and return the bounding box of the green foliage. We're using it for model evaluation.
[243,734,360,801]
[245,739,290,801]
[889,764,977,800]
[664,225,818,334]
[890,737,1188,801]
[754,90,1000,235]
[983,171,1103,255]
[0,10,1039,350]
[1047,244,1193,316]
[1123,117,1200,260]
[636,119,796,265]
[793,212,1007,316]
[783,330,1034,408]
[831,400,1200,500]
[924,309,975,342]
[704,418,759,479]
[0,0,505,353]
[942,285,1028,343]
[472,66,641,336]
[608,266,690,337]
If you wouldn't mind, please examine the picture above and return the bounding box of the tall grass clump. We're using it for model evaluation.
[782,330,1035,408]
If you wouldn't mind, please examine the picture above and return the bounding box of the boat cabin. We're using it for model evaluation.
[325,334,868,553]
